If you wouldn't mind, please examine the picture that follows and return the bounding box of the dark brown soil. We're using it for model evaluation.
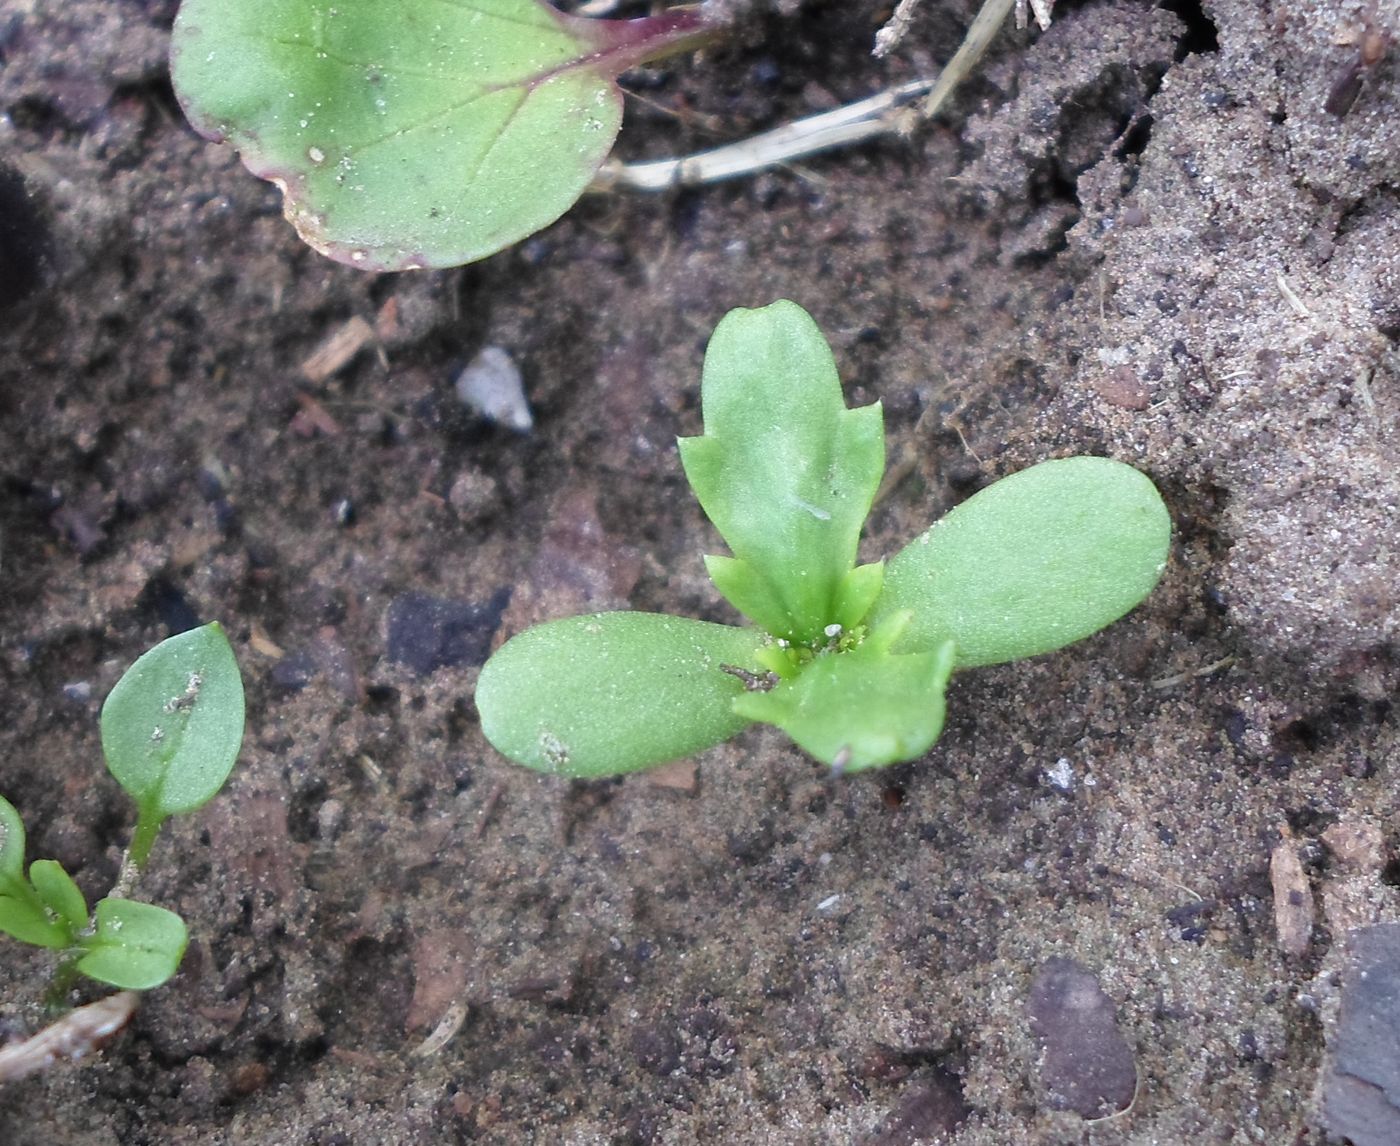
[1,0,1397,1142]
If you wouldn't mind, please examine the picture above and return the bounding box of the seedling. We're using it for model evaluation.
[476,301,1171,776]
[169,0,723,270]
[0,624,245,992]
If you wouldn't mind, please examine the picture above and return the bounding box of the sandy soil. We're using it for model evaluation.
[1,0,1397,1142]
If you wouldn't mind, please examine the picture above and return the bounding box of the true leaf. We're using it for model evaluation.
[101,623,245,867]
[679,300,884,643]
[76,899,189,991]
[170,0,715,271]
[476,612,765,777]
[733,616,955,771]
[871,457,1171,668]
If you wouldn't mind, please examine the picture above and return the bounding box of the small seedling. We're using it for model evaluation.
[0,623,245,992]
[476,301,1171,776]
[169,0,723,270]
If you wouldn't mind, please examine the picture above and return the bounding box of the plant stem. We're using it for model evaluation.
[44,956,81,1012]
[917,0,1016,120]
[570,5,725,73]
[611,9,722,66]
[594,0,1020,191]
[594,76,935,190]
[126,809,164,873]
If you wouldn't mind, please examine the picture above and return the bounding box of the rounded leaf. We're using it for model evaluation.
[872,457,1171,668]
[170,0,708,270]
[101,623,246,819]
[76,899,189,991]
[477,613,764,778]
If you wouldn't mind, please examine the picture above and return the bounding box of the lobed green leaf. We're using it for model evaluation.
[101,623,246,821]
[477,612,764,778]
[679,301,884,643]
[76,899,189,991]
[871,457,1171,668]
[733,617,955,771]
[170,0,712,270]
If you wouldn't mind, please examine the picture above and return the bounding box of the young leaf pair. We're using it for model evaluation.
[0,624,244,991]
[477,301,1171,777]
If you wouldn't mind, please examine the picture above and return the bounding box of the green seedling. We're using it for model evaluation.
[0,624,245,992]
[169,0,723,271]
[477,301,1172,776]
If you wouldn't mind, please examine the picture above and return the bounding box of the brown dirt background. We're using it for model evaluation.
[1,0,1397,1142]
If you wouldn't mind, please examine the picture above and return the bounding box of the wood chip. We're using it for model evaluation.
[299,316,374,383]
[374,297,399,342]
[405,929,471,1036]
[248,623,285,660]
[410,1001,469,1059]
[644,759,698,792]
[1270,826,1315,958]
[289,392,342,438]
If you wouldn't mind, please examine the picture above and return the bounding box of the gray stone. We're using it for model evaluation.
[1027,957,1137,1118]
[1321,923,1400,1145]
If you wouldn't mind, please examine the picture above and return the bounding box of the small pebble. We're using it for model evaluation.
[316,799,345,843]
[447,468,498,519]
[269,649,317,692]
[455,346,532,432]
[630,1022,681,1077]
[385,589,510,675]
[871,1070,970,1145]
[1027,957,1137,1118]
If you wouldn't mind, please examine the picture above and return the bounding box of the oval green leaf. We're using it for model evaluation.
[871,457,1171,668]
[170,0,708,270]
[477,613,764,778]
[101,623,246,820]
[0,847,73,950]
[77,899,189,991]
